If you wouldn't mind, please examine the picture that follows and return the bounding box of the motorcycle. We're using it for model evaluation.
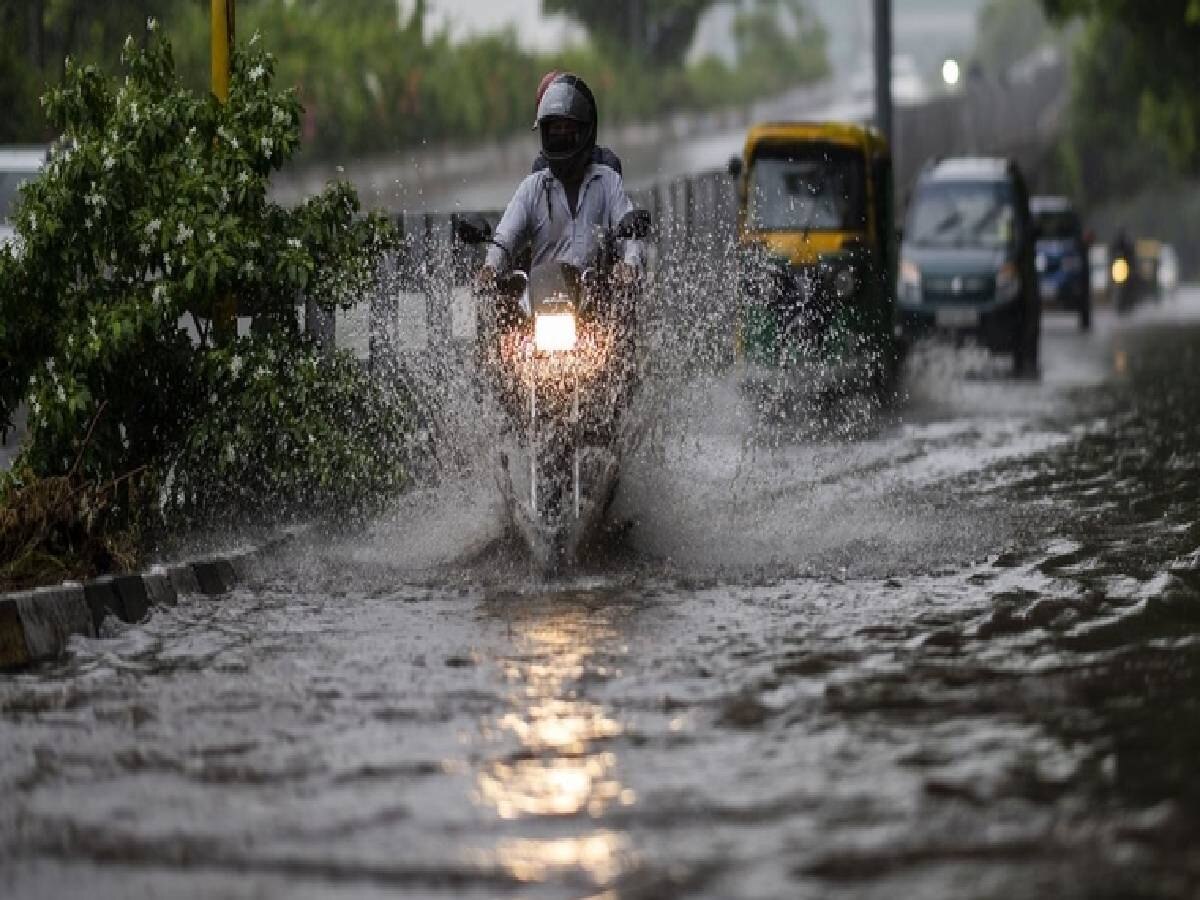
[456,209,650,572]
[1110,250,1138,314]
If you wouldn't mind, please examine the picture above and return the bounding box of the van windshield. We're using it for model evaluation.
[1033,209,1081,240]
[907,181,1015,250]
[747,144,867,232]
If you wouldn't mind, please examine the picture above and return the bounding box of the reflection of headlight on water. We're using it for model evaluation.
[1112,258,1130,284]
[534,313,577,353]
[487,831,632,885]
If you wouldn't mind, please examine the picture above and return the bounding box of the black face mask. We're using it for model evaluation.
[541,118,593,183]
[542,119,583,157]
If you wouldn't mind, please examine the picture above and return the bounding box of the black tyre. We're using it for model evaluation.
[1013,301,1040,377]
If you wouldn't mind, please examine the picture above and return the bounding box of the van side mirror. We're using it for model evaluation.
[455,213,492,245]
[727,156,744,178]
[618,209,652,240]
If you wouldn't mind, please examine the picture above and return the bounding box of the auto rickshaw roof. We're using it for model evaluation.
[743,121,888,158]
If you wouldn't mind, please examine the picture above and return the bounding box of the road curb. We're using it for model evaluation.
[0,525,308,670]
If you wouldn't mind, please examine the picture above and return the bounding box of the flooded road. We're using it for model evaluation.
[4,292,1200,898]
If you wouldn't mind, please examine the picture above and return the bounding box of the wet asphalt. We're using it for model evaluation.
[3,290,1200,899]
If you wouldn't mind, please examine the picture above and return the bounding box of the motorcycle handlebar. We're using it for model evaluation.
[476,270,528,298]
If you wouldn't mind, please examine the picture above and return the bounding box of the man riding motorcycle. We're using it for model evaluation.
[475,73,642,299]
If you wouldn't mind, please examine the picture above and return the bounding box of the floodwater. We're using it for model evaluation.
[3,292,1200,899]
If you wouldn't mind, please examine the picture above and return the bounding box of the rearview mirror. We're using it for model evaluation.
[728,155,744,177]
[455,213,492,245]
[618,209,652,240]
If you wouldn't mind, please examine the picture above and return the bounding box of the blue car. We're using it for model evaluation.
[1031,196,1091,331]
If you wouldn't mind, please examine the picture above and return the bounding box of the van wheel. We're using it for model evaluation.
[1013,309,1039,377]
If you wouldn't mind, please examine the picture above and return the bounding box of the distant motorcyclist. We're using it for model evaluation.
[1109,226,1138,310]
[1110,227,1134,266]
[475,73,642,298]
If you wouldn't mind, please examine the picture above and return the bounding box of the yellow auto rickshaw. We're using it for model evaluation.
[728,121,897,382]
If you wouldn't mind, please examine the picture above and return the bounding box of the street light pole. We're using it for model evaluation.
[873,0,893,145]
[211,0,235,345]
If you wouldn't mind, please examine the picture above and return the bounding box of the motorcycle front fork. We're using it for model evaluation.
[527,374,581,521]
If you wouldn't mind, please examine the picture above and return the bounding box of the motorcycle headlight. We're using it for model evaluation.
[1111,258,1130,284]
[534,312,577,353]
[996,262,1020,301]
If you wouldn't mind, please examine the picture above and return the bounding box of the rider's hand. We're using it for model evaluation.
[474,265,498,295]
[613,262,640,288]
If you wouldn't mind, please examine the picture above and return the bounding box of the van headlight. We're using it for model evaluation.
[899,257,922,304]
[534,312,577,353]
[996,262,1020,301]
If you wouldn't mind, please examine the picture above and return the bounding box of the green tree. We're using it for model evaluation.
[542,0,720,66]
[1042,0,1200,172]
[0,0,184,141]
[974,0,1056,75]
[0,27,410,539]
[1056,15,1173,204]
[730,0,828,91]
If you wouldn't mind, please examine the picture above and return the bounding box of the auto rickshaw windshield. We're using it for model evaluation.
[747,144,867,233]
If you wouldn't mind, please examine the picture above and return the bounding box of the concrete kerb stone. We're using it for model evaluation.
[143,569,178,607]
[114,575,152,623]
[168,562,201,597]
[226,550,255,581]
[0,525,306,670]
[192,557,237,596]
[0,596,31,669]
[15,585,93,661]
[83,575,125,632]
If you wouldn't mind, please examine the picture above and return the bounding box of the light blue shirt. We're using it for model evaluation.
[486,164,644,273]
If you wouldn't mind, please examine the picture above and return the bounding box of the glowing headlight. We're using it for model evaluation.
[834,266,857,299]
[534,312,577,353]
[1111,258,1130,284]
